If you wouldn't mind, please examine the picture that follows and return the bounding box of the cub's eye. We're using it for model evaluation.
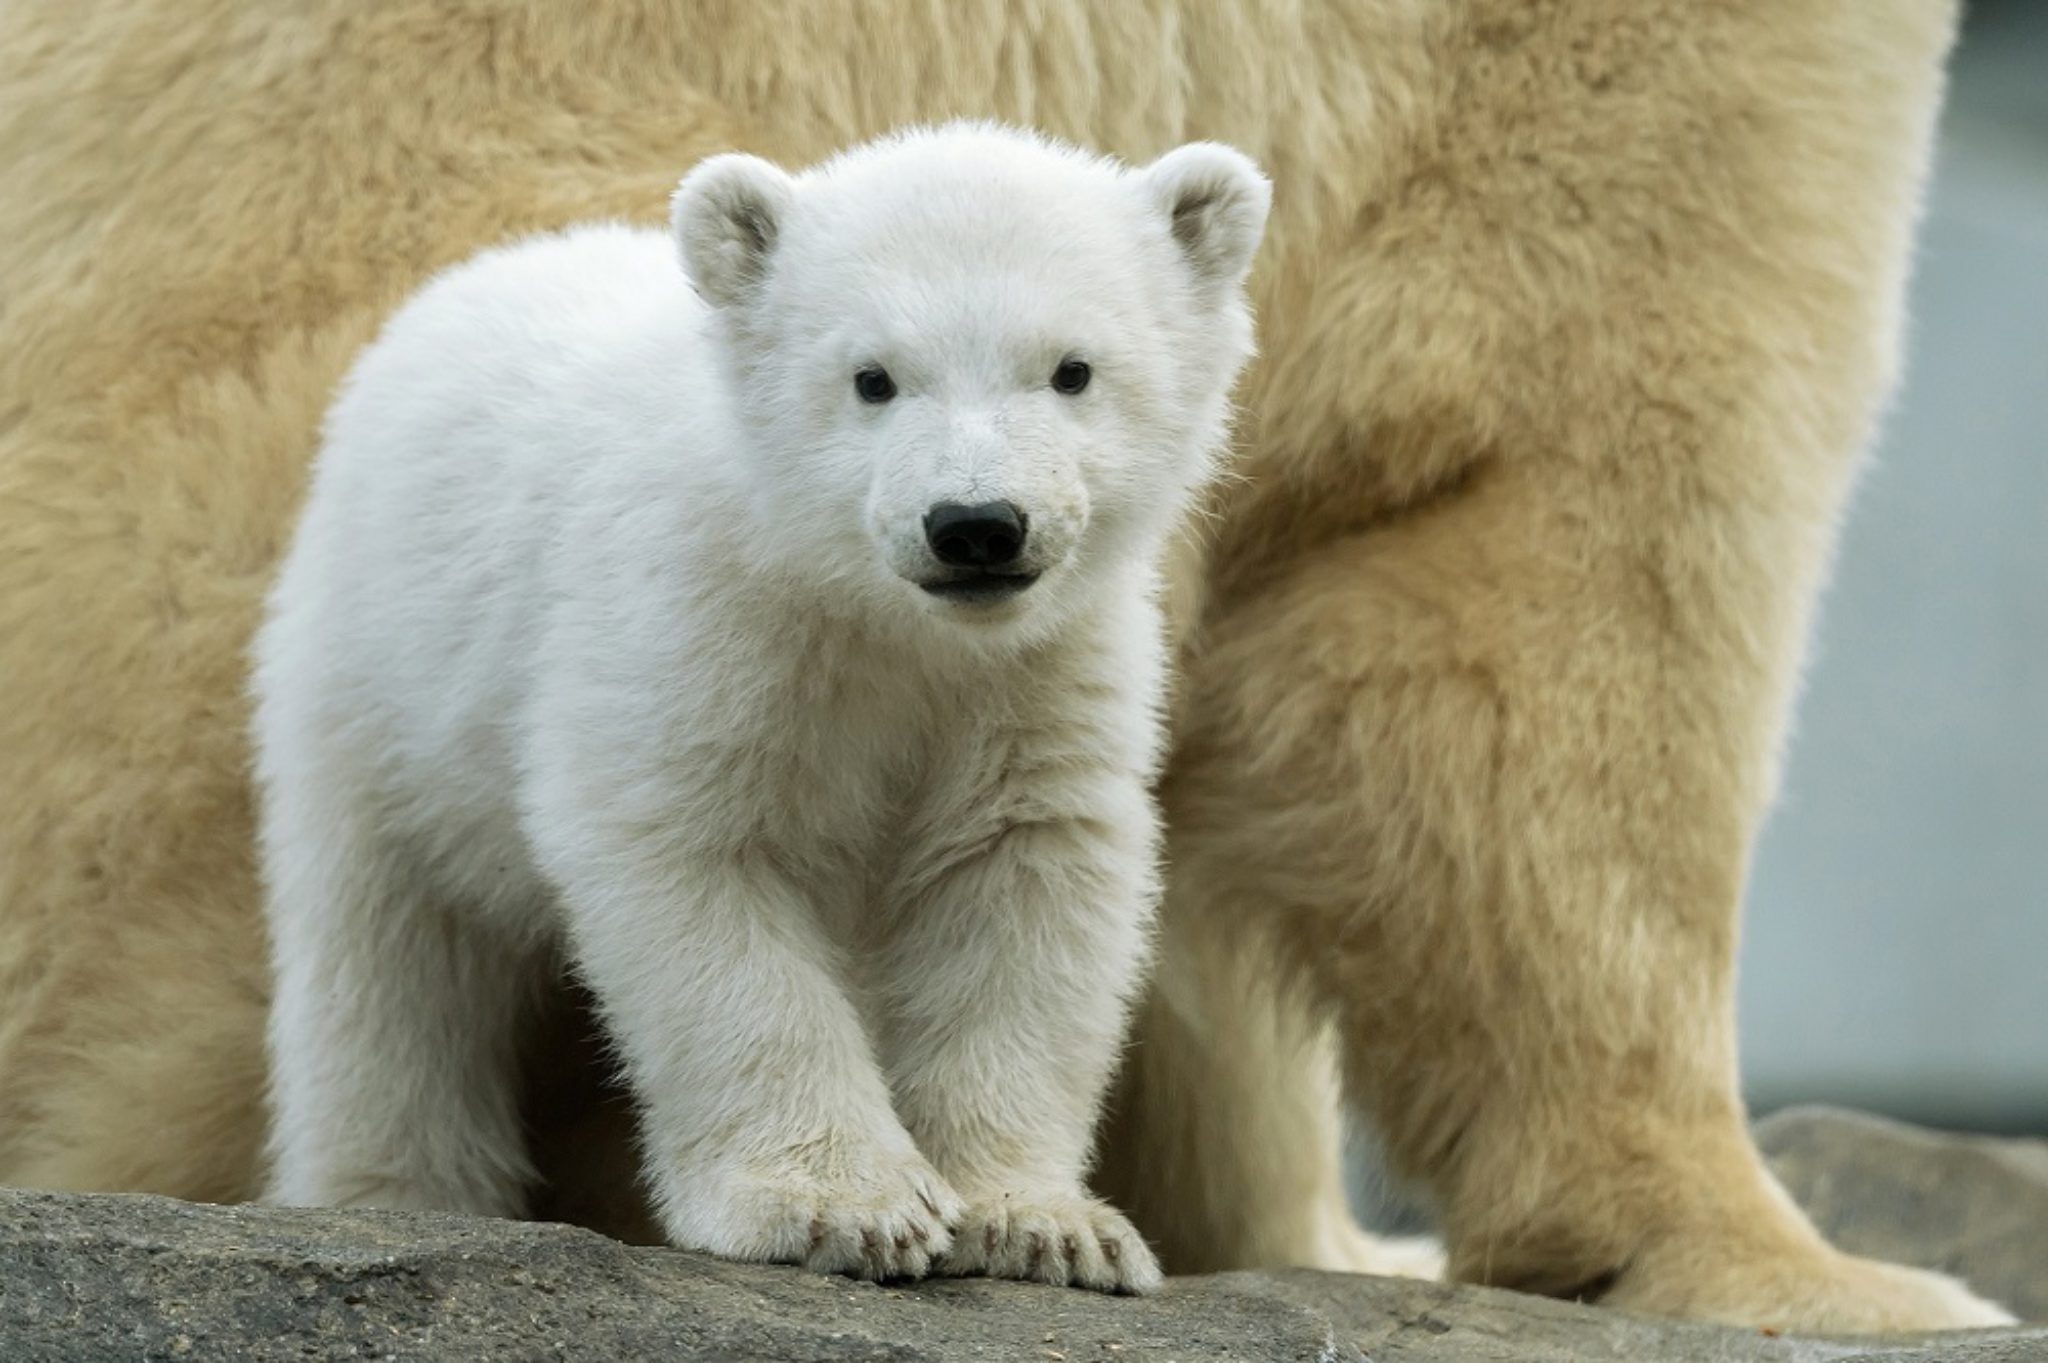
[854,365,897,404]
[1050,357,1092,395]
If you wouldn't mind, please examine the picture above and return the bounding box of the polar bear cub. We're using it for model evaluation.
[250,122,1269,1293]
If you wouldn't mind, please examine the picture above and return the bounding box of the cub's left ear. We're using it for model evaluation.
[1137,142,1272,292]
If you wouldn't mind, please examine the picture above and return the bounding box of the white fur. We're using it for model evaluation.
[249,122,1269,1293]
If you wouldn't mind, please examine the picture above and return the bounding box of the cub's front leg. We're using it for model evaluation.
[880,726,1166,1294]
[542,830,964,1281]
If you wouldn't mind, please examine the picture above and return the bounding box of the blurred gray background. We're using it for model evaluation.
[1738,0,2047,1137]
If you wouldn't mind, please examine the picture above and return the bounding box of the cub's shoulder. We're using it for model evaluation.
[375,222,692,357]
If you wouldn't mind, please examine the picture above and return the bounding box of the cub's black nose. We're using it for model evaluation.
[924,501,1028,568]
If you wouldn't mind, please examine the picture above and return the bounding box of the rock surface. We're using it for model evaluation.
[1759,1105,2048,1325]
[1,1107,2041,1362]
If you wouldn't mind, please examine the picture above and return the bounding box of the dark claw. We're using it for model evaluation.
[808,1217,827,1248]
[1101,1237,1120,1262]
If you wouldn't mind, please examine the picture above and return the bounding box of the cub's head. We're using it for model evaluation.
[672,122,1269,641]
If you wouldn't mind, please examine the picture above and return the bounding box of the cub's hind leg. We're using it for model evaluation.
[259,788,540,1218]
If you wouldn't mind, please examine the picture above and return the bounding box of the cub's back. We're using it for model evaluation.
[314,221,696,543]
[254,224,704,880]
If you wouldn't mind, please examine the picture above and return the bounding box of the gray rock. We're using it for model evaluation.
[1761,1105,2048,1325]
[2,1106,2043,1362]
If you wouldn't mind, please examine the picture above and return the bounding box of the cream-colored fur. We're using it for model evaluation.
[0,0,2009,1333]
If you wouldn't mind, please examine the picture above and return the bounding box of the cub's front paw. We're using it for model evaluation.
[663,1145,966,1282]
[939,1192,1162,1295]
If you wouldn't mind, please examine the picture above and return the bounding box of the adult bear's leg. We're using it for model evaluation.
[1094,886,1440,1279]
[1151,451,2009,1329]
[1103,0,2002,1330]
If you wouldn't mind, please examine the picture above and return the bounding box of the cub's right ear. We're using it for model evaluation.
[672,152,796,309]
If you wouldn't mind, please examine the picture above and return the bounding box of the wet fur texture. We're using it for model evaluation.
[0,0,2010,1333]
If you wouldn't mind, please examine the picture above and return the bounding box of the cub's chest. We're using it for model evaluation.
[670,640,951,843]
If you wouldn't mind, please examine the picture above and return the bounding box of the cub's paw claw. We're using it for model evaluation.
[939,1193,1161,1295]
[666,1148,965,1283]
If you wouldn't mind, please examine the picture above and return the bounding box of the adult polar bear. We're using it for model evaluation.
[0,0,2003,1334]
